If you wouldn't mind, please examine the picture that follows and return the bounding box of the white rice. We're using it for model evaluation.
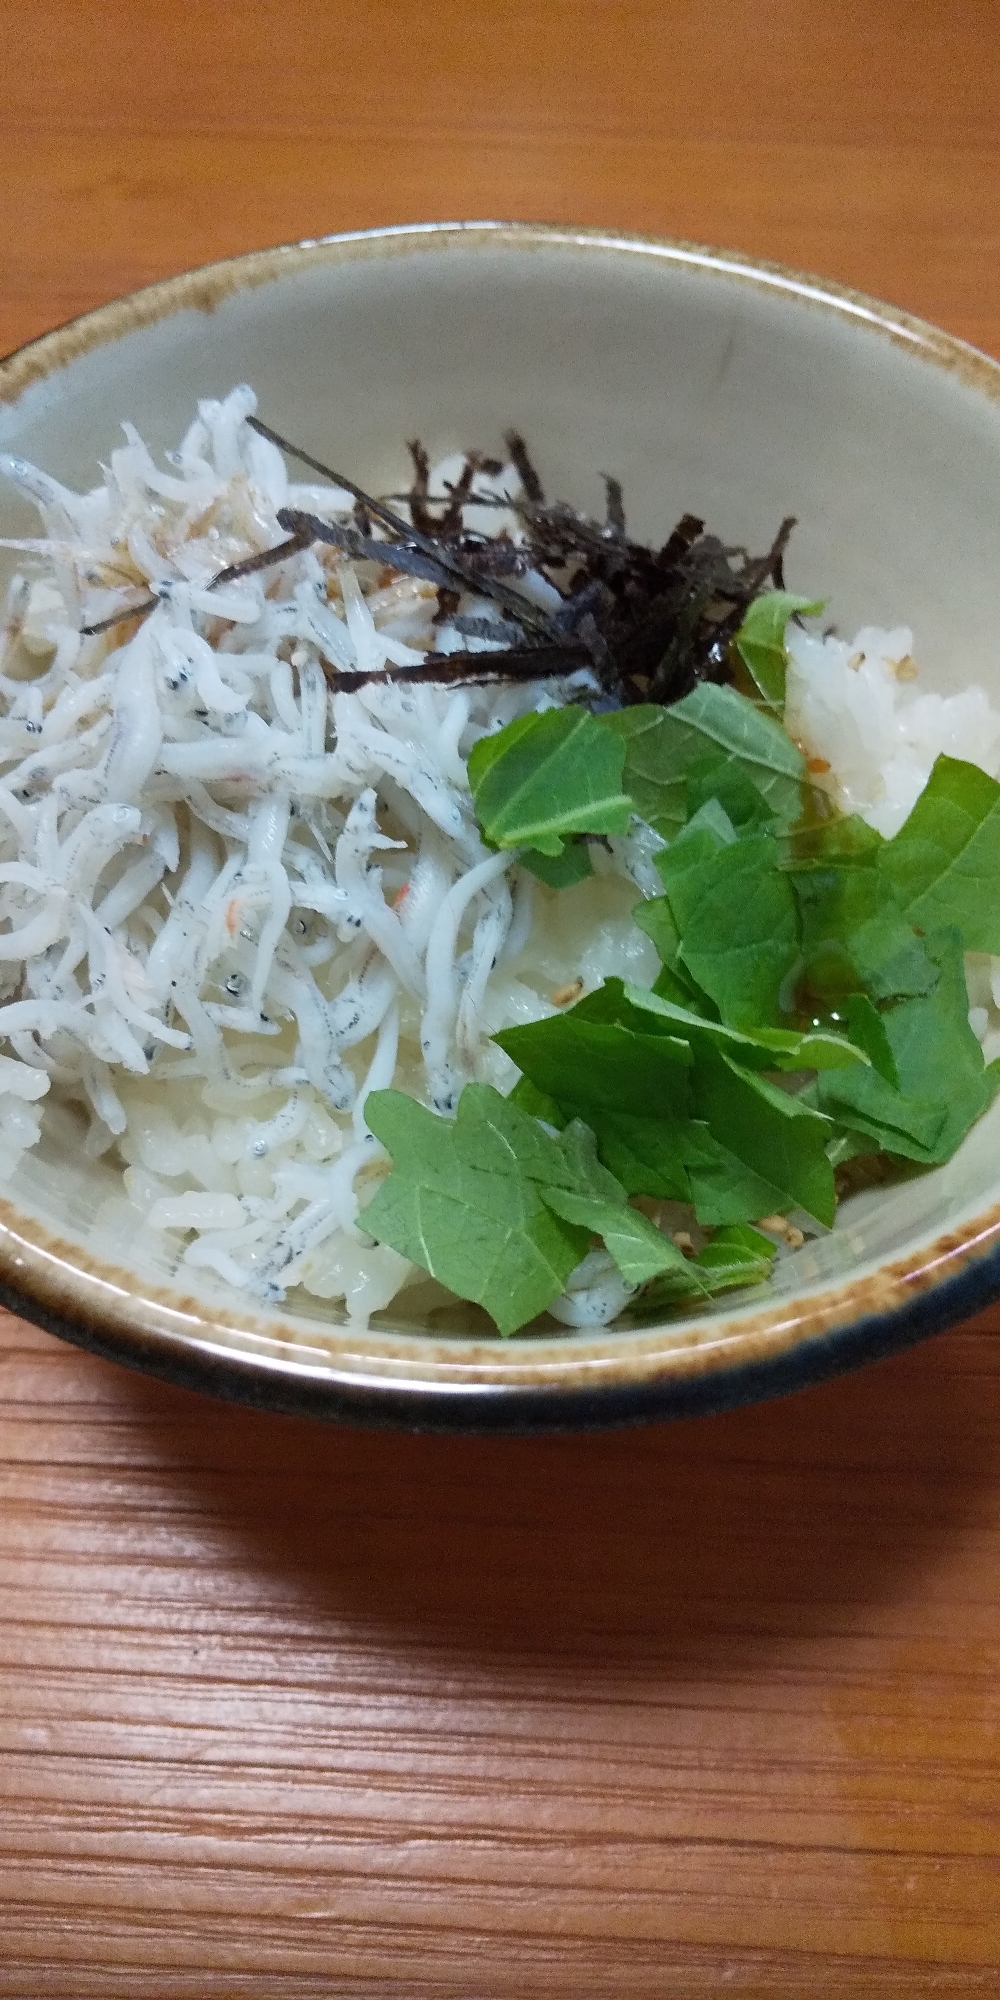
[1,386,997,1330]
[785,621,1000,839]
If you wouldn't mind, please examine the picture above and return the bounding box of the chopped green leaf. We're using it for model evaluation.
[643,1223,777,1308]
[748,1023,872,1070]
[662,683,809,799]
[790,853,939,1002]
[678,796,740,846]
[497,979,846,1229]
[601,704,688,839]
[522,839,593,888]
[557,1116,633,1203]
[584,1110,694,1201]
[508,1075,568,1129]
[545,1112,678,1276]
[540,1185,694,1287]
[576,1104,816,1225]
[816,928,999,1164]
[467,707,632,857]
[844,993,899,1086]
[685,754,779,832]
[606,978,868,1073]
[636,894,715,1013]
[496,1015,694,1122]
[363,1084,735,1330]
[656,830,799,1029]
[635,813,733,1013]
[602,683,807,839]
[880,754,1000,952]
[690,1221,777,1289]
[781,809,884,868]
[826,1127,876,1171]
[812,1067,948,1161]
[680,1121,814,1227]
[692,1046,837,1226]
[652,959,711,1010]
[878,927,1000,1160]
[734,590,824,708]
[363,1085,589,1334]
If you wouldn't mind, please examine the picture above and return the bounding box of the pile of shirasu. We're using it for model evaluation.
[0,386,659,1325]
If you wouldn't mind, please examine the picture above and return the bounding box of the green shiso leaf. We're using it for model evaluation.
[734,589,825,709]
[521,839,594,888]
[585,1110,696,1203]
[788,829,940,1002]
[468,682,810,886]
[540,1122,695,1289]
[686,754,781,833]
[646,1223,777,1307]
[508,1075,569,1129]
[876,927,1000,1160]
[496,978,840,1229]
[600,704,688,840]
[691,1046,836,1227]
[362,1084,715,1334]
[691,1222,777,1282]
[810,1065,948,1161]
[638,892,709,1012]
[501,1018,695,1122]
[879,754,1000,952]
[362,1084,590,1334]
[541,1190,697,1286]
[467,707,632,857]
[815,929,999,1164]
[843,993,900,1087]
[600,979,868,1074]
[679,1121,822,1228]
[603,682,807,836]
[446,636,1000,1328]
[654,829,799,1029]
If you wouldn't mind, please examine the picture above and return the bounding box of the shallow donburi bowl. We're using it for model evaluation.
[2,220,1000,1432]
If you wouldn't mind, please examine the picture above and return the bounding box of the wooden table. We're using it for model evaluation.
[2,5,999,1992]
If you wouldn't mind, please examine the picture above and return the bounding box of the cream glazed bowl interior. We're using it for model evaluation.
[1,221,1000,1432]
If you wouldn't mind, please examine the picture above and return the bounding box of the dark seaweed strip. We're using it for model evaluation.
[81,521,316,630]
[450,614,526,643]
[406,439,434,537]
[433,586,462,629]
[80,596,159,636]
[655,513,705,569]
[247,416,555,637]
[78,427,797,709]
[603,475,626,536]
[443,539,527,577]
[380,488,514,511]
[742,514,795,593]
[437,454,479,537]
[504,430,545,504]
[324,641,592,692]
[210,526,315,588]
[276,509,458,588]
[551,577,608,636]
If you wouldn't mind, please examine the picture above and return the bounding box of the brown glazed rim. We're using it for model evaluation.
[2,220,1000,1433]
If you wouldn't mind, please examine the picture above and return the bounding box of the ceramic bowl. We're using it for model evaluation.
[2,222,1000,1431]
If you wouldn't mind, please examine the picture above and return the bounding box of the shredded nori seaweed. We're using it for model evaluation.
[81,415,796,710]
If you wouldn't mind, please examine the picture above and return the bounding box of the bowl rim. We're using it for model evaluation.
[3,217,1000,1433]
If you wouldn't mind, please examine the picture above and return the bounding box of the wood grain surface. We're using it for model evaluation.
[1,4,1000,1992]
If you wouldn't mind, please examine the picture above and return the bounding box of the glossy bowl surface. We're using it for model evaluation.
[3,221,1000,1431]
